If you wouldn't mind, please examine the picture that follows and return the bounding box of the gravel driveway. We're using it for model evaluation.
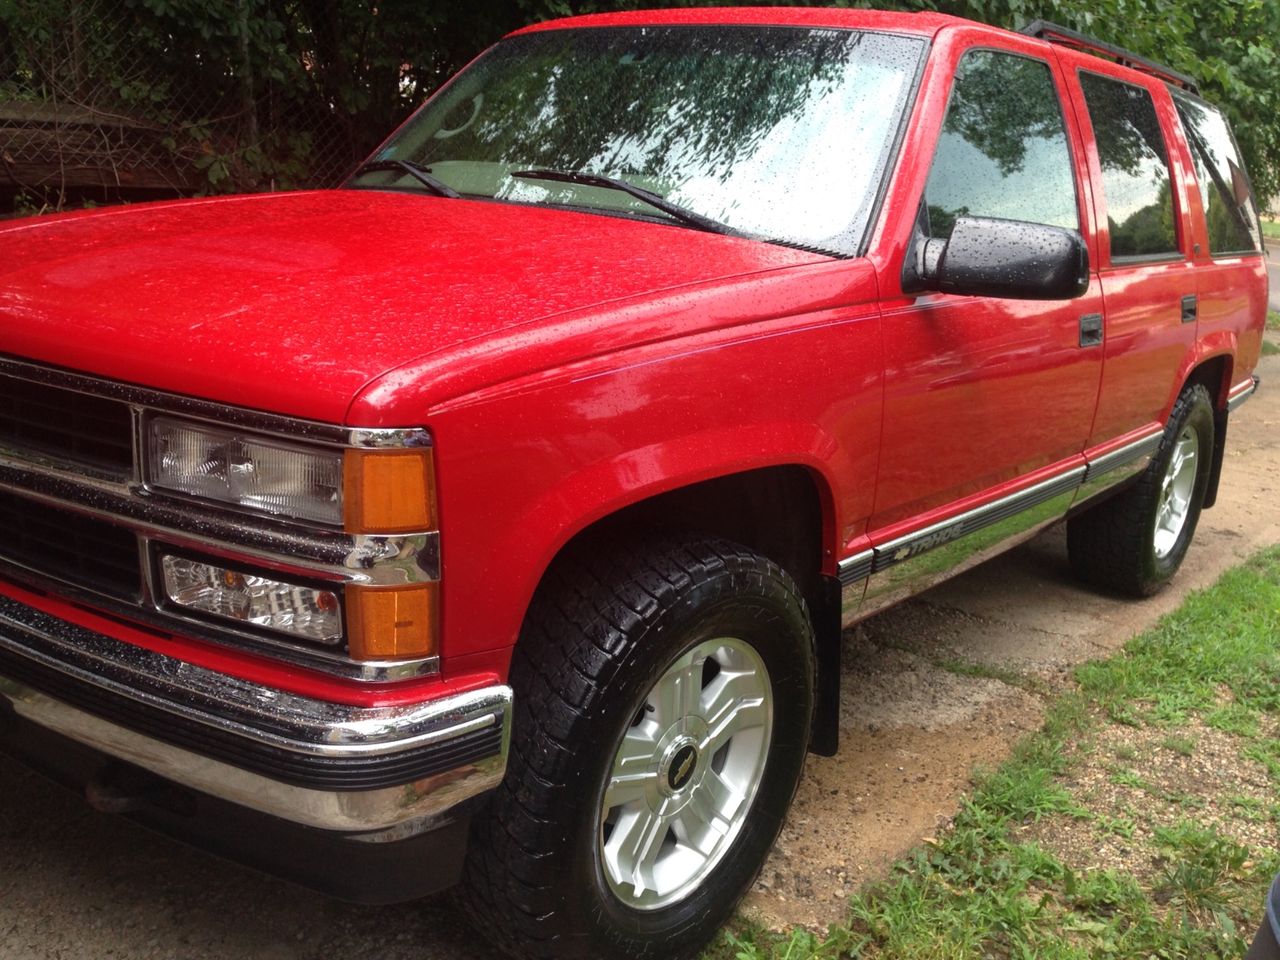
[3,340,1278,958]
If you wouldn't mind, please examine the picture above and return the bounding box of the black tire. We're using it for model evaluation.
[1068,382,1215,597]
[460,537,814,960]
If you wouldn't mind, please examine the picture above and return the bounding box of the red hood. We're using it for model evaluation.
[0,190,825,423]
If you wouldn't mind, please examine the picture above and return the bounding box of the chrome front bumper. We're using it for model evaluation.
[0,592,511,835]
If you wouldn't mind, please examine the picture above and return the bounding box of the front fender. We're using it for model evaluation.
[405,303,884,672]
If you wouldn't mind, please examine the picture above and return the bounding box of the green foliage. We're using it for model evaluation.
[876,0,1280,205]
[2,0,1278,203]
[1075,547,1280,726]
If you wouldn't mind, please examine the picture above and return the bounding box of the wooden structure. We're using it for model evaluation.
[0,100,195,194]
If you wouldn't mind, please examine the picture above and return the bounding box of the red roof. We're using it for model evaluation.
[510,6,967,38]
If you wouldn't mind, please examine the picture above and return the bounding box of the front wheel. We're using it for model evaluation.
[1068,382,1215,596]
[461,537,814,960]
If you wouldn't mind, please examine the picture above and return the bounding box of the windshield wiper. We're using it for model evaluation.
[509,168,735,236]
[350,159,460,199]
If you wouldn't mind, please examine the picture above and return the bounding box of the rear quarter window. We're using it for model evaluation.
[1078,71,1179,261]
[1172,91,1263,255]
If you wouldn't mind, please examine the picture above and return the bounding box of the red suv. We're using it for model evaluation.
[0,9,1267,960]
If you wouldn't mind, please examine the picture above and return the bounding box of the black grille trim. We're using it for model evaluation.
[0,642,503,791]
[0,490,141,600]
[0,374,134,474]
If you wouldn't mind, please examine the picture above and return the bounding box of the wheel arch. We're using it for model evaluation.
[1181,352,1233,509]
[517,463,845,757]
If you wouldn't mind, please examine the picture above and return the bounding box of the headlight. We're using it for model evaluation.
[148,417,344,525]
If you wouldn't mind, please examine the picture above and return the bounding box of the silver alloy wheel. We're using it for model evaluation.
[598,637,773,911]
[1154,425,1199,560]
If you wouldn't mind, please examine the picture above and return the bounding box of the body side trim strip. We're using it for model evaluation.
[836,550,874,586]
[872,467,1085,573]
[1083,430,1163,481]
[1227,375,1259,413]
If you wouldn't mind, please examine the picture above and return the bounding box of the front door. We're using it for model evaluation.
[873,43,1104,530]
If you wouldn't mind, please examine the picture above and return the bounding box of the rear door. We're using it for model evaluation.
[1061,60,1199,448]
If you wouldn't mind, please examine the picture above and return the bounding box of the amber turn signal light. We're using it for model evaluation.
[345,583,438,660]
[343,448,436,534]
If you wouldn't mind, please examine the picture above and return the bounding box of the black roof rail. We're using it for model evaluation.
[1020,19,1199,94]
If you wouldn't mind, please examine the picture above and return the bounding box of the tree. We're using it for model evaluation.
[1,0,1277,206]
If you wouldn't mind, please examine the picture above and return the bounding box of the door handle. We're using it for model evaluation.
[1079,313,1103,348]
[1181,294,1198,324]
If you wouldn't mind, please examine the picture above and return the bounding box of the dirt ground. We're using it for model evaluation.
[1,339,1277,958]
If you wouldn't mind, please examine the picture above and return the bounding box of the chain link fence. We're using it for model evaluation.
[0,0,388,215]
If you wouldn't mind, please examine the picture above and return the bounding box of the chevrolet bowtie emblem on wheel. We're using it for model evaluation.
[669,745,697,791]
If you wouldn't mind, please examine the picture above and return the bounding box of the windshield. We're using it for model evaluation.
[357,26,925,256]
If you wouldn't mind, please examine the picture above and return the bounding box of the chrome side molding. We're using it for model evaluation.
[1227,375,1259,413]
[835,431,1171,626]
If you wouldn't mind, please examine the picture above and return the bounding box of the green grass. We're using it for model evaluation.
[706,546,1280,960]
[1262,218,1280,241]
[1161,734,1197,757]
[1267,309,1280,332]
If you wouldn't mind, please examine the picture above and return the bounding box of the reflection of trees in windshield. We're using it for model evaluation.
[418,29,855,182]
[380,27,924,255]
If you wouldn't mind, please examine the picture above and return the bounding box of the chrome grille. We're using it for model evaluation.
[0,373,134,474]
[0,355,439,681]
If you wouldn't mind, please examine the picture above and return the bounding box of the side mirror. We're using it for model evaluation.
[904,216,1090,301]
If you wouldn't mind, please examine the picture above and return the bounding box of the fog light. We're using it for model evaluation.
[161,555,342,644]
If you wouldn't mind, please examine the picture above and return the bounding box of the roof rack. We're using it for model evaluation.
[1020,19,1199,94]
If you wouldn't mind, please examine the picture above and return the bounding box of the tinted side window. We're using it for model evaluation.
[923,50,1078,239]
[1078,72,1178,260]
[1173,92,1263,254]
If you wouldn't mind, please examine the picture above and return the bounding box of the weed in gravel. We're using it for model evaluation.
[1151,822,1251,915]
[1108,766,1150,791]
[1223,798,1274,829]
[1093,813,1137,839]
[931,656,1037,693]
[1206,702,1261,737]
[1243,739,1280,784]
